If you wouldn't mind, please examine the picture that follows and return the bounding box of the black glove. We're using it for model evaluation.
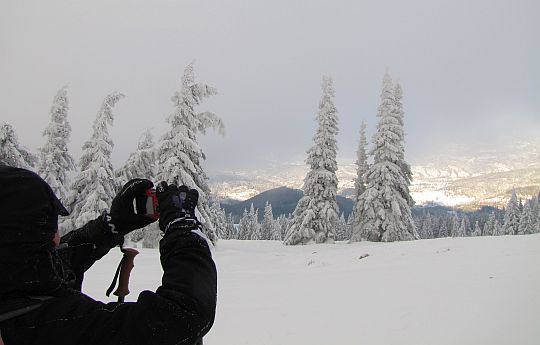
[156,181,200,234]
[108,178,157,235]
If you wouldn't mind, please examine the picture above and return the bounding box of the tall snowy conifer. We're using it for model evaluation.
[438,218,449,238]
[422,212,434,239]
[351,121,368,236]
[450,214,460,237]
[532,196,540,233]
[518,198,535,235]
[116,129,156,186]
[350,73,417,242]
[225,213,236,239]
[483,212,497,236]
[248,204,262,240]
[156,62,224,243]
[237,208,250,240]
[0,123,37,168]
[115,129,158,244]
[493,219,503,236]
[261,202,277,240]
[284,76,339,245]
[269,215,283,241]
[392,82,413,205]
[64,92,124,229]
[277,215,291,241]
[37,85,76,200]
[472,221,482,236]
[458,217,468,237]
[502,190,521,235]
[353,121,368,203]
[209,200,228,239]
[142,225,161,248]
[237,204,260,240]
[335,213,349,241]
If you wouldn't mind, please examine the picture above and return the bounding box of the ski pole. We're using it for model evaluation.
[113,247,139,303]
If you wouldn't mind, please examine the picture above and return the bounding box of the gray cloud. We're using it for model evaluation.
[1,0,538,171]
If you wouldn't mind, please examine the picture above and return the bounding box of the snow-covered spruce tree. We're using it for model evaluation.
[392,82,414,207]
[490,213,503,236]
[209,200,228,239]
[142,225,161,248]
[458,217,468,237]
[518,198,536,235]
[532,196,540,233]
[237,204,260,240]
[483,212,497,236]
[345,212,354,240]
[463,216,471,235]
[493,218,503,236]
[351,121,368,238]
[353,121,368,204]
[0,123,37,168]
[116,129,158,244]
[284,76,339,245]
[248,204,262,240]
[422,212,434,239]
[129,227,145,244]
[502,190,521,235]
[237,208,250,240]
[277,214,291,241]
[261,202,276,240]
[350,73,417,242]
[225,213,236,239]
[156,62,224,243]
[269,215,283,241]
[438,217,449,238]
[64,92,124,229]
[37,86,76,201]
[414,213,424,239]
[116,129,156,187]
[472,220,482,236]
[335,213,349,241]
[450,214,460,237]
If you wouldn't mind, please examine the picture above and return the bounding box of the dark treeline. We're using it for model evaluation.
[216,190,540,242]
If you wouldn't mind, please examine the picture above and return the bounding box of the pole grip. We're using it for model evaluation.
[113,248,139,299]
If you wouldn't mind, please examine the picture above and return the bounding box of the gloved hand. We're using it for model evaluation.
[156,181,200,234]
[108,178,157,235]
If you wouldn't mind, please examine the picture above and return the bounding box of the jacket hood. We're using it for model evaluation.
[0,165,68,247]
[0,165,74,298]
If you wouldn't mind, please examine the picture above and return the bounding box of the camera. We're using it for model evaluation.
[134,188,159,219]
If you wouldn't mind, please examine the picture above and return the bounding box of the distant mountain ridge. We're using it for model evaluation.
[221,187,353,221]
[219,186,505,223]
[210,139,540,209]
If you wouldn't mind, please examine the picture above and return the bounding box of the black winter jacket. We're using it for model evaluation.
[0,219,217,345]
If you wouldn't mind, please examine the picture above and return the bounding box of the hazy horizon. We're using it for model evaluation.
[1,0,538,172]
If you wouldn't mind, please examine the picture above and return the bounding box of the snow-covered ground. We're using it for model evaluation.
[84,234,540,345]
[409,185,476,206]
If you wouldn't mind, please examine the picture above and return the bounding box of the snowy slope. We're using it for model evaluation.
[83,234,540,345]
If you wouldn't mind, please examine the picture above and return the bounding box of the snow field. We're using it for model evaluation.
[83,234,540,345]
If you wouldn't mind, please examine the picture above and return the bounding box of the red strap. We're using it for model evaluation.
[0,332,4,345]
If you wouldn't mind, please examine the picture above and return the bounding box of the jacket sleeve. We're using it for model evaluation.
[154,229,218,338]
[60,217,124,290]
[0,229,218,345]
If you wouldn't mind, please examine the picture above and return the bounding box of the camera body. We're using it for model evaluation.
[135,188,159,219]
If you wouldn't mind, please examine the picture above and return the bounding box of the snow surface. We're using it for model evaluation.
[410,187,476,207]
[83,234,540,345]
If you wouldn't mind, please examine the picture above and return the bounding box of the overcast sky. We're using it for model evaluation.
[1,0,538,172]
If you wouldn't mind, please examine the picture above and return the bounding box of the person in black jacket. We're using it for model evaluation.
[0,165,217,345]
